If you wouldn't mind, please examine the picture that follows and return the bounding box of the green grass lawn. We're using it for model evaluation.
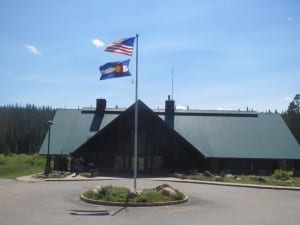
[0,154,45,178]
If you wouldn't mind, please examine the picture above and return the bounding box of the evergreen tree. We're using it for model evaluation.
[282,94,300,144]
[0,104,55,154]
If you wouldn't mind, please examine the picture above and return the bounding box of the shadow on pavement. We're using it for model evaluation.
[111,207,127,216]
[69,209,110,216]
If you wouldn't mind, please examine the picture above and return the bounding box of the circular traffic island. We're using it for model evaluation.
[81,183,188,207]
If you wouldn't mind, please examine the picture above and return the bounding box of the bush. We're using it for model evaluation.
[272,169,291,181]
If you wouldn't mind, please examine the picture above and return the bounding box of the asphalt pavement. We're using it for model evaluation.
[1,178,300,225]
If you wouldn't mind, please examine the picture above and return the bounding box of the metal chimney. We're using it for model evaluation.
[165,95,175,129]
[96,99,106,113]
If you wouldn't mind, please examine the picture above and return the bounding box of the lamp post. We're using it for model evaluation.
[44,120,53,175]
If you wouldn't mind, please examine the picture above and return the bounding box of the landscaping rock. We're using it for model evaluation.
[161,187,177,196]
[155,184,178,197]
[155,183,173,191]
[203,170,213,177]
[225,174,234,178]
[236,177,242,181]
[128,188,142,198]
[172,173,187,179]
[92,186,101,195]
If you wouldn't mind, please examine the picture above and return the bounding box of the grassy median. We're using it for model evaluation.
[83,185,185,203]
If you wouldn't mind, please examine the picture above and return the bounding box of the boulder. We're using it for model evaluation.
[92,186,101,195]
[128,188,142,198]
[155,183,173,192]
[171,173,187,179]
[161,187,177,196]
[225,174,234,178]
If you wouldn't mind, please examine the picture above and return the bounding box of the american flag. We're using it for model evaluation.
[105,37,135,56]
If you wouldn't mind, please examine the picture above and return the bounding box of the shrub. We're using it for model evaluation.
[272,169,291,181]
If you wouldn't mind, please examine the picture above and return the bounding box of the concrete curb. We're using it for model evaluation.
[44,178,124,182]
[16,174,42,183]
[80,193,189,207]
[151,178,300,191]
[16,175,124,183]
[16,174,300,191]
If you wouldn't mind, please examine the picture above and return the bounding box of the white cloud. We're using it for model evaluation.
[91,39,105,48]
[25,45,41,56]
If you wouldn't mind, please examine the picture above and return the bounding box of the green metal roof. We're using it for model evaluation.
[160,112,300,159]
[39,103,300,159]
[39,109,118,155]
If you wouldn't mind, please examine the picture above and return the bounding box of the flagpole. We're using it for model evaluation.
[133,34,139,189]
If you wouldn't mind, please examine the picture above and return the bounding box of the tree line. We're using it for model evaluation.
[0,104,54,154]
[282,94,300,144]
[0,95,299,155]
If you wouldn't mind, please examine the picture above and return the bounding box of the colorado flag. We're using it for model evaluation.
[99,59,131,80]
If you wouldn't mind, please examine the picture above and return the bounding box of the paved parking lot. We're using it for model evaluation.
[0,178,300,225]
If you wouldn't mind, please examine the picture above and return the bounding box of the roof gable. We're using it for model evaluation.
[74,100,202,157]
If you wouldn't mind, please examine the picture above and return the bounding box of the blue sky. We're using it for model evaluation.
[0,0,299,112]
